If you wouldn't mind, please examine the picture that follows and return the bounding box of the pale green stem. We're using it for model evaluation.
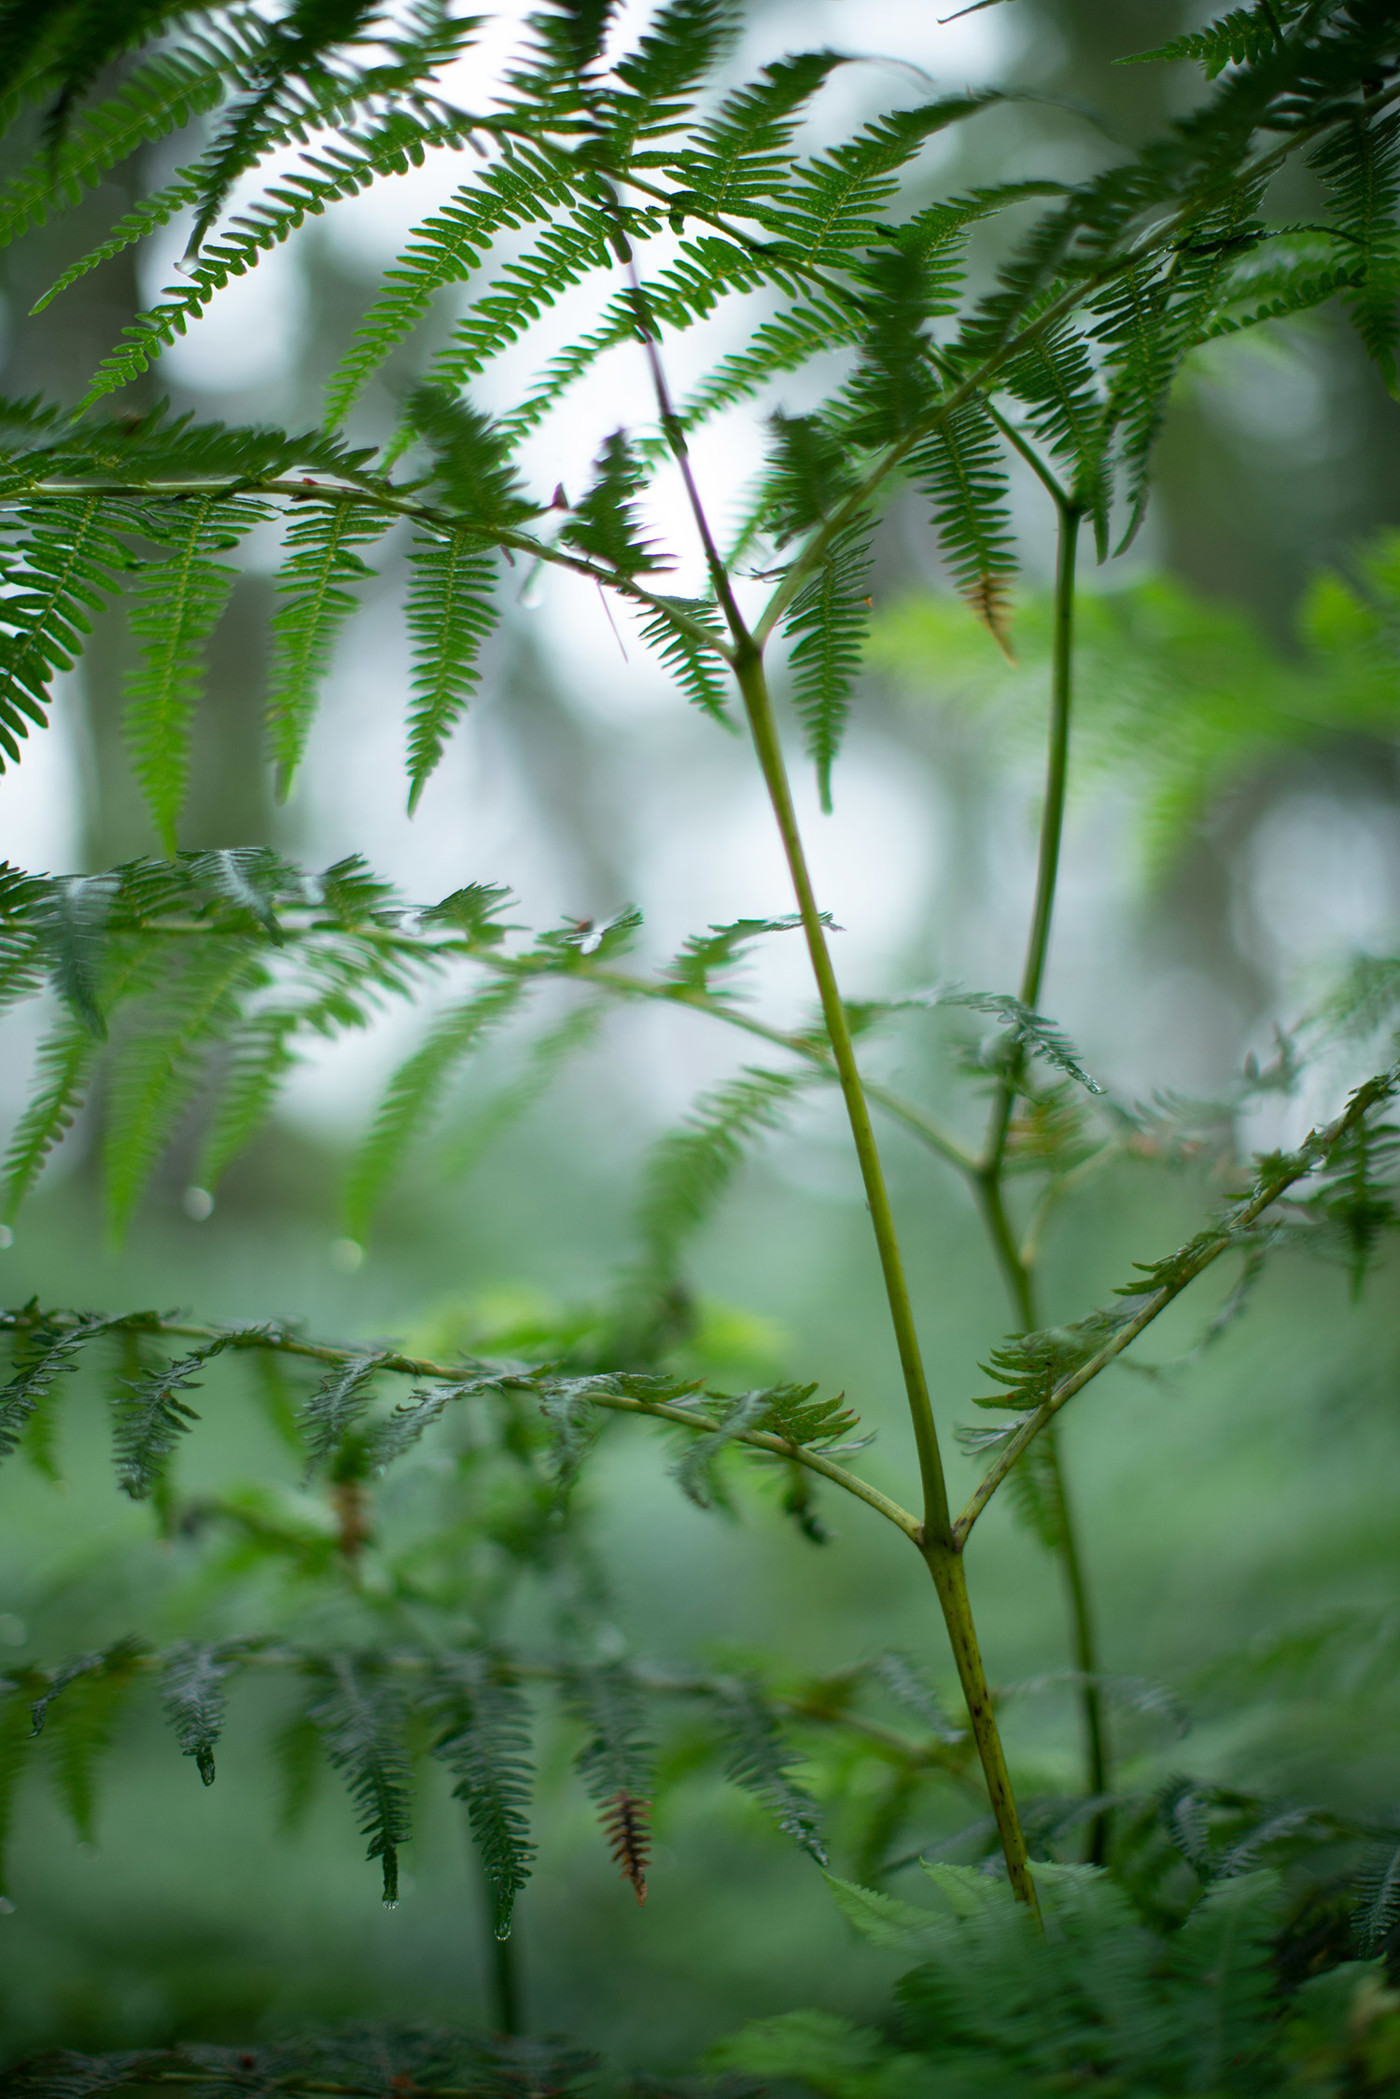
[730,644,1038,1911]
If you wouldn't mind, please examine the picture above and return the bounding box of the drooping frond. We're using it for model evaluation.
[1309,109,1400,396]
[564,1665,654,1903]
[102,942,269,1239]
[404,532,500,812]
[938,991,1104,1094]
[634,597,731,721]
[1123,4,1299,78]
[34,1644,141,1846]
[713,1679,826,1861]
[160,1641,243,1786]
[300,1353,387,1480]
[431,1652,536,1938]
[2,1013,100,1220]
[111,1343,223,1499]
[678,50,848,217]
[346,978,528,1236]
[910,402,1017,653]
[0,1312,109,1466]
[637,1064,809,1279]
[0,495,137,769]
[307,1657,413,1905]
[268,502,392,799]
[1355,1837,1400,1953]
[124,495,268,852]
[782,521,873,812]
[863,1652,963,1745]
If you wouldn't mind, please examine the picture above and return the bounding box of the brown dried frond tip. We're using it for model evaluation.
[601,1791,650,1904]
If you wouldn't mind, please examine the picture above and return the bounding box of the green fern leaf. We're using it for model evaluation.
[713,1678,826,1861]
[111,1343,222,1499]
[268,502,392,799]
[346,977,528,1238]
[102,941,268,1239]
[0,496,137,768]
[1310,111,1400,395]
[161,1640,242,1786]
[561,432,670,578]
[678,50,848,216]
[431,1651,536,1938]
[300,1353,387,1481]
[662,915,806,994]
[125,495,267,852]
[782,522,873,811]
[939,991,1104,1093]
[910,402,1017,653]
[408,386,535,533]
[405,531,500,812]
[1122,4,1298,76]
[638,1064,809,1279]
[3,1013,100,1220]
[35,1646,141,1847]
[1167,1871,1281,2089]
[307,1656,413,1905]
[1355,1837,1400,1953]
[0,1312,109,1466]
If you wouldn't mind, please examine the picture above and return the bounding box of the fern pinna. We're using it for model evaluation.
[0,0,1396,1984]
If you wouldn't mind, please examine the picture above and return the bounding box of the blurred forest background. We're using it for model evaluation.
[2,0,1400,2069]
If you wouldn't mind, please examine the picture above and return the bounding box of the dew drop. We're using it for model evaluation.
[0,1225,13,1249]
[518,562,545,611]
[330,1237,364,1274]
[493,1921,512,1943]
[183,1186,214,1222]
[382,1898,399,1912]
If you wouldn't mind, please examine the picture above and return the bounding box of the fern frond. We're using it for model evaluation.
[111,1344,220,1499]
[1355,1837,1400,1953]
[939,991,1104,1094]
[0,496,138,767]
[635,597,731,721]
[404,532,500,812]
[714,1678,825,1861]
[160,1641,242,1787]
[2,1013,100,1220]
[324,153,575,427]
[864,1653,963,1745]
[662,915,806,995]
[565,1665,653,1902]
[268,502,392,798]
[0,16,265,250]
[561,433,669,579]
[782,521,873,812]
[1167,1871,1281,2089]
[678,50,848,217]
[38,1649,139,1847]
[102,941,268,1239]
[431,1652,536,1938]
[307,1657,412,1904]
[124,495,268,852]
[0,1313,109,1466]
[911,403,1017,652]
[407,386,534,530]
[638,1064,809,1279]
[761,94,1001,267]
[1123,4,1299,77]
[82,109,464,404]
[1003,324,1108,545]
[603,0,732,165]
[421,196,654,403]
[672,1390,770,1510]
[1310,110,1400,395]
[347,978,528,1237]
[300,1353,387,1480]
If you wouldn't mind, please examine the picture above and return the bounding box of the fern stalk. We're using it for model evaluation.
[967,500,1110,1826]
[730,643,1037,1913]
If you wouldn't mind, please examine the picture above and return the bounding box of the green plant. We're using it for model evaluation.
[0,0,1399,2065]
